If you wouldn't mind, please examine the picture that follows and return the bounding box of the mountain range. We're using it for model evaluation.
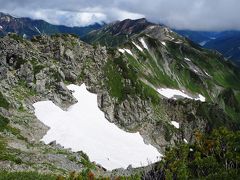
[0,12,102,38]
[0,12,240,66]
[0,12,240,179]
[176,30,240,66]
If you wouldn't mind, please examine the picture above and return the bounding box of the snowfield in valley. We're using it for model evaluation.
[33,84,161,170]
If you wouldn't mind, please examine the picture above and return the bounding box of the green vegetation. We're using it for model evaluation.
[139,82,160,104]
[80,152,96,170]
[0,92,10,109]
[13,80,36,100]
[15,58,27,69]
[105,54,161,104]
[0,171,57,180]
[9,34,25,43]
[33,64,45,75]
[104,58,125,101]
[0,115,26,139]
[83,33,128,47]
[56,170,141,180]
[0,115,9,131]
[0,136,23,164]
[145,128,240,179]
[50,70,62,82]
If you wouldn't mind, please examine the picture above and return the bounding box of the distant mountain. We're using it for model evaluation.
[176,30,240,66]
[175,30,219,45]
[204,31,240,65]
[0,12,102,38]
[82,18,154,47]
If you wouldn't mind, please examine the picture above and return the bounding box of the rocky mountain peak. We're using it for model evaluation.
[0,12,13,24]
[102,18,153,35]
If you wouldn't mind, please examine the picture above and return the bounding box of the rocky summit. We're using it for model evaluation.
[0,18,240,179]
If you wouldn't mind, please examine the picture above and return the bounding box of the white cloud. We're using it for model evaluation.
[4,8,107,27]
[105,8,144,21]
[0,0,240,30]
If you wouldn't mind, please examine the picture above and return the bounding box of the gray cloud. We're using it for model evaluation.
[0,0,239,30]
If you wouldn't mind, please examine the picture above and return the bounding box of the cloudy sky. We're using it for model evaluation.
[0,0,239,31]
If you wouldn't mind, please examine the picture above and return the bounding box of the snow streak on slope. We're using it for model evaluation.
[139,38,149,50]
[34,26,42,34]
[132,41,143,51]
[157,88,205,102]
[33,84,161,170]
[161,42,166,46]
[118,48,134,56]
[171,121,179,129]
[199,40,209,46]
[184,57,191,62]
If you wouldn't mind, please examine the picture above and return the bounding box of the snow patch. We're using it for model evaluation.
[184,139,188,143]
[118,49,125,53]
[171,121,179,129]
[167,35,174,41]
[193,69,198,73]
[199,40,209,46]
[175,40,183,44]
[184,57,191,62]
[34,26,41,34]
[161,42,166,46]
[33,84,161,170]
[148,26,155,30]
[197,94,206,102]
[124,49,133,56]
[0,25,3,30]
[157,88,194,100]
[157,88,205,102]
[204,71,211,77]
[163,27,170,33]
[139,38,149,50]
[132,42,143,52]
[118,48,133,56]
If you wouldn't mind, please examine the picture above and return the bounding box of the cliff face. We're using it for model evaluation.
[0,26,239,174]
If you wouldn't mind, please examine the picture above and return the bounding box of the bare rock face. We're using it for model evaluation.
[0,35,102,173]
[35,70,47,93]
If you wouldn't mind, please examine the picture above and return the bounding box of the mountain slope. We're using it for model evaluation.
[0,19,240,177]
[82,18,154,47]
[83,18,240,129]
[0,12,102,38]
